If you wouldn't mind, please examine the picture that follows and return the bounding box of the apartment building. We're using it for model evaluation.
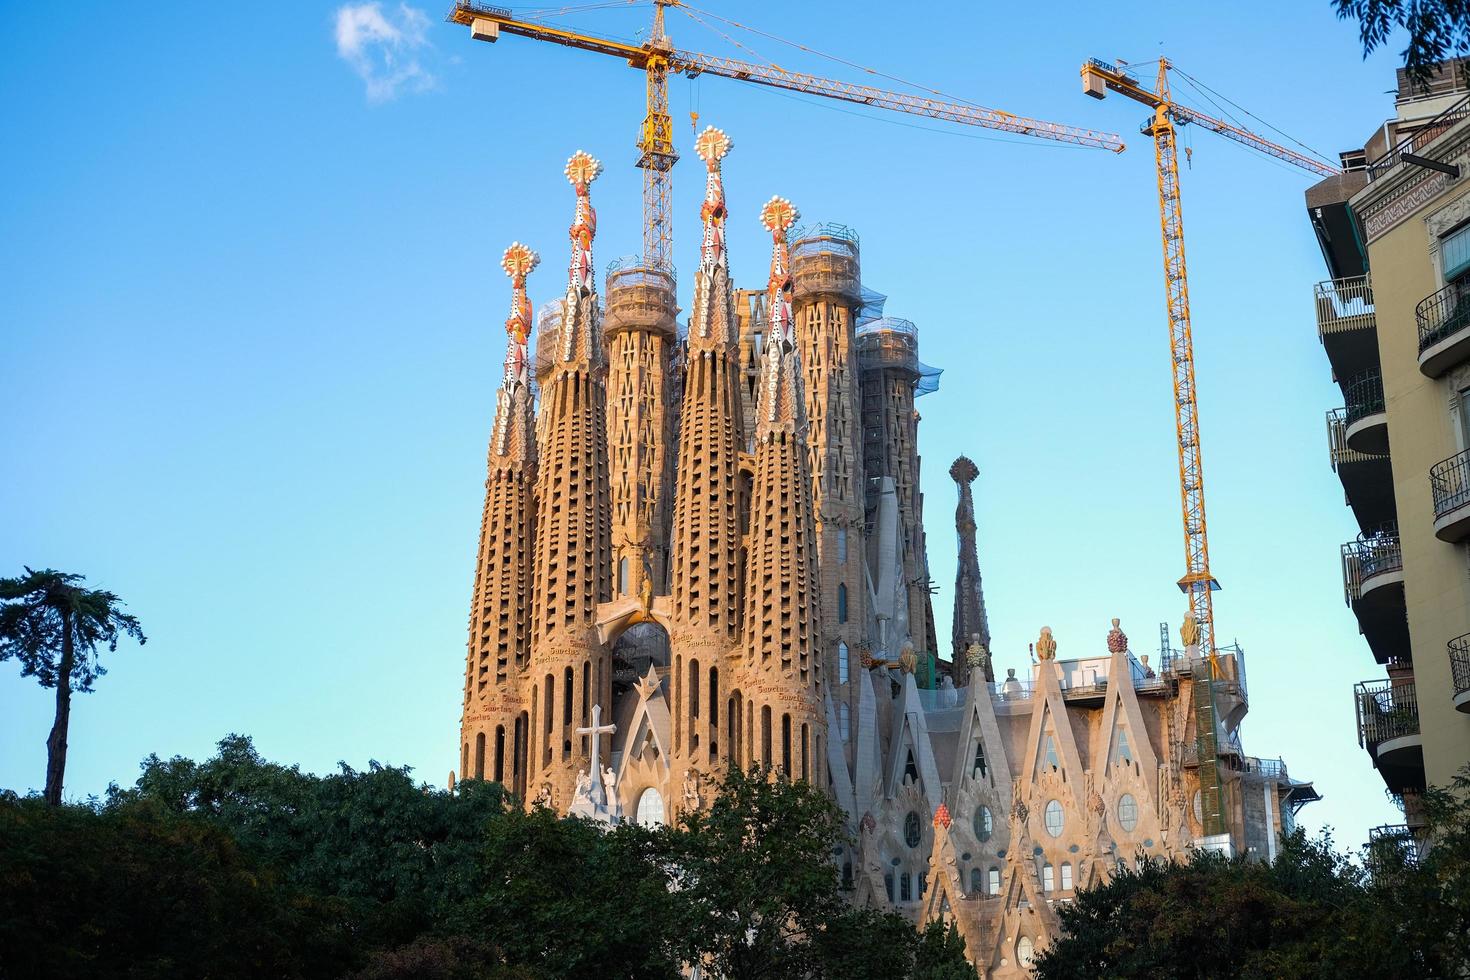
[1308,60,1470,854]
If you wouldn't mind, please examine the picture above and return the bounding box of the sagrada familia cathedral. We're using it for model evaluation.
[456,129,1316,976]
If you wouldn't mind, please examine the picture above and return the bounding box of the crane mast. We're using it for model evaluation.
[1144,60,1219,663]
[1081,56,1339,843]
[637,1,676,271]
[449,0,1125,277]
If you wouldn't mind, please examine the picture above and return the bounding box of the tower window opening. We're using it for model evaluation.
[904,811,922,848]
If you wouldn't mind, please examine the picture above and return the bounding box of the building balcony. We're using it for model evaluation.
[1341,523,1409,664]
[1315,276,1378,380]
[1366,823,1428,871]
[1355,677,1424,794]
[1417,280,1470,378]
[1451,632,1470,713]
[1327,408,1396,530]
[1430,448,1470,541]
[1343,369,1389,455]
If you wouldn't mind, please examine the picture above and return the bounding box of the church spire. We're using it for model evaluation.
[666,126,746,779]
[950,456,992,684]
[743,194,824,783]
[526,150,614,810]
[459,240,542,799]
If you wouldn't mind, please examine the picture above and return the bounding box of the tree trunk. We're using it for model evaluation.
[43,613,73,806]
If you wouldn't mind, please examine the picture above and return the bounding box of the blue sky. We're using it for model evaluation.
[1,1,1412,847]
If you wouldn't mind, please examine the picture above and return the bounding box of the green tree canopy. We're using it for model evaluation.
[0,736,978,979]
[1336,0,1470,86]
[1034,769,1470,980]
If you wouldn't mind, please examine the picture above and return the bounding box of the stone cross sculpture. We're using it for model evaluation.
[575,703,618,806]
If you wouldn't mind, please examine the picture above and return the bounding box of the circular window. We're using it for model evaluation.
[904,811,922,848]
[1192,790,1203,826]
[636,787,665,827]
[973,804,993,843]
[1117,793,1138,832]
[1044,799,1064,838]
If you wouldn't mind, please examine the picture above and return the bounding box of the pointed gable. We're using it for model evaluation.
[885,671,944,807]
[951,679,1014,808]
[1096,643,1161,778]
[1020,660,1085,783]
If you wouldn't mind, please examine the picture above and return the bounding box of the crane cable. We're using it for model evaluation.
[676,2,992,111]
[1170,66,1336,168]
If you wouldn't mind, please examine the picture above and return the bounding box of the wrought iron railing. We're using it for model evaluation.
[1416,279,1470,355]
[1450,632,1470,698]
[1315,276,1375,338]
[1367,94,1470,181]
[1355,678,1420,749]
[1431,448,1470,520]
[1341,521,1403,602]
[1344,369,1386,425]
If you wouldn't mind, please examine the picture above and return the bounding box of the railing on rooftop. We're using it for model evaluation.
[1450,632,1470,698]
[1315,276,1375,338]
[605,256,677,288]
[1355,678,1420,749]
[1344,369,1386,426]
[1341,521,1403,603]
[1240,756,1288,779]
[1367,94,1470,181]
[792,222,859,249]
[1431,447,1470,521]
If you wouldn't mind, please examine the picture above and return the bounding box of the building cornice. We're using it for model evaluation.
[1353,118,1470,244]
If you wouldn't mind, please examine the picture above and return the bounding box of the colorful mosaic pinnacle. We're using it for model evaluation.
[695,126,731,270]
[761,195,799,344]
[501,241,539,382]
[565,150,601,295]
[564,149,603,187]
[694,125,732,166]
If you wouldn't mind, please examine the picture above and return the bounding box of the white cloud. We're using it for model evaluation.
[335,3,436,102]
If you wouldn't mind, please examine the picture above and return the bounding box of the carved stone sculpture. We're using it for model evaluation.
[1106,617,1128,654]
[1035,626,1057,662]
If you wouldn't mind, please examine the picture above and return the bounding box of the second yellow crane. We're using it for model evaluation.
[1082,56,1341,842]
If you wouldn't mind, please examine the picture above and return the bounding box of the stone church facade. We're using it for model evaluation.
[457,133,1316,976]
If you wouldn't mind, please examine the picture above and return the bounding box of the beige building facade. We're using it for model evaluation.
[458,132,1313,976]
[1308,60,1470,855]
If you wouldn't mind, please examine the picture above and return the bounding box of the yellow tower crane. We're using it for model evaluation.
[1081,57,1340,841]
[448,0,1125,273]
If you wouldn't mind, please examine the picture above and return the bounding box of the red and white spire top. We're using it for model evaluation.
[760,195,799,347]
[564,150,602,295]
[501,241,540,387]
[694,126,732,270]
